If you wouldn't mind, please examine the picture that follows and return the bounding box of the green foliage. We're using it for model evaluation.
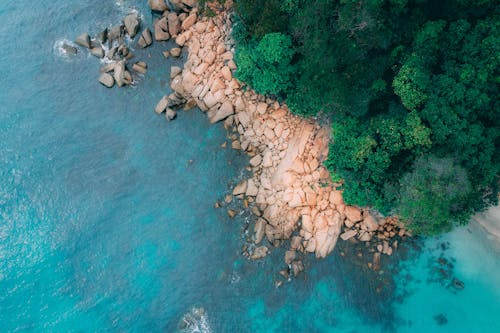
[233,0,500,235]
[396,156,472,235]
[234,33,294,95]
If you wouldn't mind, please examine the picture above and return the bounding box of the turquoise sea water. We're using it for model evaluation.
[0,0,499,332]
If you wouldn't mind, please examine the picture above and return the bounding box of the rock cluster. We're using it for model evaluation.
[157,3,411,269]
[73,13,151,88]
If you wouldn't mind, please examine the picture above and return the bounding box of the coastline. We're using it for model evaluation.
[158,2,409,267]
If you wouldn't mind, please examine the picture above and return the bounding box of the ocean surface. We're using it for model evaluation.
[0,0,499,332]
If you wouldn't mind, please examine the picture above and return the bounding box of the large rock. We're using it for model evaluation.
[181,13,197,30]
[363,214,379,231]
[344,205,362,223]
[148,0,168,11]
[124,14,140,38]
[209,101,234,123]
[138,28,153,48]
[167,12,180,37]
[108,25,123,42]
[154,18,170,41]
[114,61,126,87]
[99,73,114,88]
[75,33,91,48]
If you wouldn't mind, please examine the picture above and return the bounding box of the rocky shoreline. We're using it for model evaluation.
[146,0,413,273]
[72,0,411,274]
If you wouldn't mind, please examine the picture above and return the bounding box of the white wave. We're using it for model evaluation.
[179,307,212,333]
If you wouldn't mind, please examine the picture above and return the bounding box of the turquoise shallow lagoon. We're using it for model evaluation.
[0,1,499,332]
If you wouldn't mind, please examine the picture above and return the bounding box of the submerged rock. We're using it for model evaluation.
[61,43,77,55]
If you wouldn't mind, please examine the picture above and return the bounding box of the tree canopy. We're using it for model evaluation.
[232,0,500,235]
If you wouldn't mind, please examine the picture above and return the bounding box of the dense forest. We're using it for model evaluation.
[227,0,499,235]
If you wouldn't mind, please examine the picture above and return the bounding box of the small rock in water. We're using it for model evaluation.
[75,33,90,48]
[137,28,153,48]
[113,60,126,87]
[155,95,169,114]
[170,47,182,57]
[99,73,115,88]
[132,62,147,74]
[227,209,236,218]
[291,260,304,277]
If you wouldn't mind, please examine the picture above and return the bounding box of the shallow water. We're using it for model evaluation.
[0,1,499,332]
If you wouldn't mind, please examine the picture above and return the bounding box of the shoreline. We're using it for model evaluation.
[157,3,410,269]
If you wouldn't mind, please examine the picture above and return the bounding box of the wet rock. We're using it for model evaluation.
[166,108,177,121]
[124,14,140,38]
[148,0,168,11]
[138,28,153,48]
[451,277,465,291]
[290,236,303,251]
[98,73,114,88]
[75,33,91,48]
[113,60,126,87]
[251,246,269,260]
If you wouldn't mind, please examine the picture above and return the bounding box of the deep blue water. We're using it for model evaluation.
[0,1,499,332]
